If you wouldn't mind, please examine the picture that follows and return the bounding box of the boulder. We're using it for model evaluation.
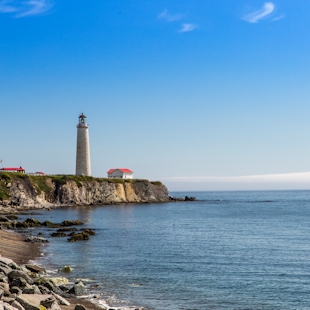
[0,288,4,298]
[25,266,45,274]
[0,301,4,310]
[24,237,49,243]
[59,266,72,273]
[8,294,17,299]
[41,221,58,228]
[5,214,18,220]
[74,305,87,310]
[37,286,50,295]
[3,302,17,310]
[67,281,85,296]
[81,229,95,236]
[23,219,42,227]
[8,263,20,271]
[41,282,62,295]
[22,286,41,295]
[1,298,15,304]
[11,301,25,310]
[0,266,12,276]
[60,220,83,227]
[0,274,8,283]
[184,196,196,201]
[0,257,14,266]
[51,293,70,306]
[57,285,68,293]
[8,271,34,285]
[10,287,22,295]
[67,232,89,242]
[10,278,28,288]
[33,279,47,286]
[50,233,66,238]
[16,295,52,310]
[0,282,10,295]
[40,298,61,310]
[49,278,68,286]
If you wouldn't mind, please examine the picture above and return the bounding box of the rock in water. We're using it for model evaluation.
[59,266,72,273]
[67,281,85,296]
[49,278,69,286]
[24,237,49,243]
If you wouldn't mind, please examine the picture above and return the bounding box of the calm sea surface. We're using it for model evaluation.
[20,191,310,309]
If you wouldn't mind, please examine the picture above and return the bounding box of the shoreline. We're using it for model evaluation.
[0,228,41,265]
[0,229,115,310]
[0,214,147,310]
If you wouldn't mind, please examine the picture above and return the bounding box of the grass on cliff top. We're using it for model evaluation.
[0,172,13,200]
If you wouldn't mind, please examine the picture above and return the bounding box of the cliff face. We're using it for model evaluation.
[0,174,169,209]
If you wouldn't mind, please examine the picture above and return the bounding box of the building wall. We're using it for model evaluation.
[123,172,133,179]
[76,125,91,176]
[108,170,133,179]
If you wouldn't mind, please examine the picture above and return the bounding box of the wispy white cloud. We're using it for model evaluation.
[0,0,53,17]
[179,23,198,33]
[272,14,285,21]
[0,0,17,12]
[158,9,183,22]
[16,0,53,17]
[243,2,275,23]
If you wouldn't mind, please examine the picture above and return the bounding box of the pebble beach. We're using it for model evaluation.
[0,228,122,310]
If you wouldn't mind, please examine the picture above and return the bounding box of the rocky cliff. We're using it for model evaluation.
[0,173,169,210]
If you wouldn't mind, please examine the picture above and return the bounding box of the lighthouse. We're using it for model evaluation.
[76,113,91,176]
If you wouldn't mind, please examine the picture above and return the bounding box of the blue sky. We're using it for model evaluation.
[1,1,310,191]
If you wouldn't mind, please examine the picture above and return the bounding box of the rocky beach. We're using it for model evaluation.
[0,230,105,310]
[0,226,145,310]
[0,213,145,310]
[0,215,121,310]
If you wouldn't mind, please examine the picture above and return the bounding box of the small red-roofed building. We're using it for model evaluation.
[0,166,25,174]
[107,168,134,179]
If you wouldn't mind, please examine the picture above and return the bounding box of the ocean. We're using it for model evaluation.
[20,191,310,309]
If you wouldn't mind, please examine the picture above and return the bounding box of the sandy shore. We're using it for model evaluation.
[0,228,41,264]
[0,228,103,310]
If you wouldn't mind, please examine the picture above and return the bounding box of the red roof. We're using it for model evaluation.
[107,168,133,174]
[1,167,25,171]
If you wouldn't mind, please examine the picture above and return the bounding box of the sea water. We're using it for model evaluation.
[20,191,310,309]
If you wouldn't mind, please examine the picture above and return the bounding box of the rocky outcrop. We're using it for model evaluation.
[0,175,169,210]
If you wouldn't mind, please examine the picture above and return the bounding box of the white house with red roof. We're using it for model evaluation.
[107,168,134,179]
[0,166,25,174]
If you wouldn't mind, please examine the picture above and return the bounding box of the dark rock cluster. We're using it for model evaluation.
[50,228,96,242]
[0,217,83,230]
[0,255,90,310]
[0,217,96,243]
[168,196,196,201]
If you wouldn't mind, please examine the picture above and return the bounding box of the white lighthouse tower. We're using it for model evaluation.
[76,113,91,176]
